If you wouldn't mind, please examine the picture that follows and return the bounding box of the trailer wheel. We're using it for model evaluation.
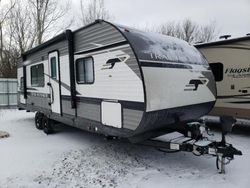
[35,112,43,130]
[42,116,54,134]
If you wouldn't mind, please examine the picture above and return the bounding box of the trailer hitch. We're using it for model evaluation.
[139,117,242,174]
[211,142,242,174]
[216,144,242,159]
[213,116,242,173]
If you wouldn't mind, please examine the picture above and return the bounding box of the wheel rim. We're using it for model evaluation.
[36,119,39,126]
[35,114,40,128]
[44,121,47,129]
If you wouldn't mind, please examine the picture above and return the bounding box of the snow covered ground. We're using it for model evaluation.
[0,109,249,188]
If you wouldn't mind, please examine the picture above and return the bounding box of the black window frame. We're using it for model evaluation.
[20,77,24,91]
[30,63,45,87]
[75,57,95,84]
[50,56,57,79]
[209,62,224,82]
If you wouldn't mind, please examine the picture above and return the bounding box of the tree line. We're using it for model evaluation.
[0,0,218,78]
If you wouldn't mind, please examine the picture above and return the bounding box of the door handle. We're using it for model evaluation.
[47,82,54,105]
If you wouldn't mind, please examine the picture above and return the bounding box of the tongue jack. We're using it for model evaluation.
[217,116,239,174]
[220,116,236,146]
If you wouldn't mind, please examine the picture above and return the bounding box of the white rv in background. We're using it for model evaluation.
[196,35,250,122]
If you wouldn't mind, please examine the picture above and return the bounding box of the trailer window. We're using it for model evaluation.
[50,57,57,79]
[76,57,94,84]
[31,64,44,87]
[20,77,24,91]
[210,62,223,82]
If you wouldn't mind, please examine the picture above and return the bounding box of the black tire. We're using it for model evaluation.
[35,112,43,130]
[42,116,54,134]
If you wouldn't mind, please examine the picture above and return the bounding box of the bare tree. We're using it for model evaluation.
[157,21,175,36]
[181,19,198,43]
[0,0,71,78]
[7,1,35,54]
[0,0,16,77]
[196,21,217,43]
[1,46,19,78]
[28,0,71,45]
[155,19,218,44]
[79,0,112,26]
[0,0,15,61]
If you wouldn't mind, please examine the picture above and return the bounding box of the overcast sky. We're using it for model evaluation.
[72,0,250,38]
[1,0,250,39]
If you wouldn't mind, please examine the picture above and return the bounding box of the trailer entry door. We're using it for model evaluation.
[48,51,61,115]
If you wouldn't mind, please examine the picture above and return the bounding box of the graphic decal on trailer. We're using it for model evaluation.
[101,53,130,70]
[184,79,207,91]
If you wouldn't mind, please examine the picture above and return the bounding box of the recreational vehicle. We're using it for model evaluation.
[18,20,216,140]
[17,20,242,172]
[196,36,250,121]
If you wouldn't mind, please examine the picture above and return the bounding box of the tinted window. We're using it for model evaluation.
[210,62,223,82]
[20,77,24,91]
[50,57,57,79]
[31,64,44,87]
[76,57,94,84]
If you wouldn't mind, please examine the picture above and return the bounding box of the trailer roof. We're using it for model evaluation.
[113,23,208,65]
[22,32,66,57]
[21,20,106,57]
[22,20,209,65]
[195,35,250,48]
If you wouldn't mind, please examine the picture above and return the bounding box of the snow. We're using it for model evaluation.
[0,109,250,188]
[117,24,207,65]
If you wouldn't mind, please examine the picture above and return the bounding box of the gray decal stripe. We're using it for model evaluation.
[61,95,145,110]
[77,96,101,104]
[61,82,81,95]
[119,46,142,80]
[201,71,216,96]
[44,73,81,95]
[62,95,101,104]
[140,61,192,69]
[60,81,81,95]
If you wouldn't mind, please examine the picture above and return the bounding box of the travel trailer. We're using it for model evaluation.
[17,20,241,172]
[18,20,216,139]
[195,36,250,121]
